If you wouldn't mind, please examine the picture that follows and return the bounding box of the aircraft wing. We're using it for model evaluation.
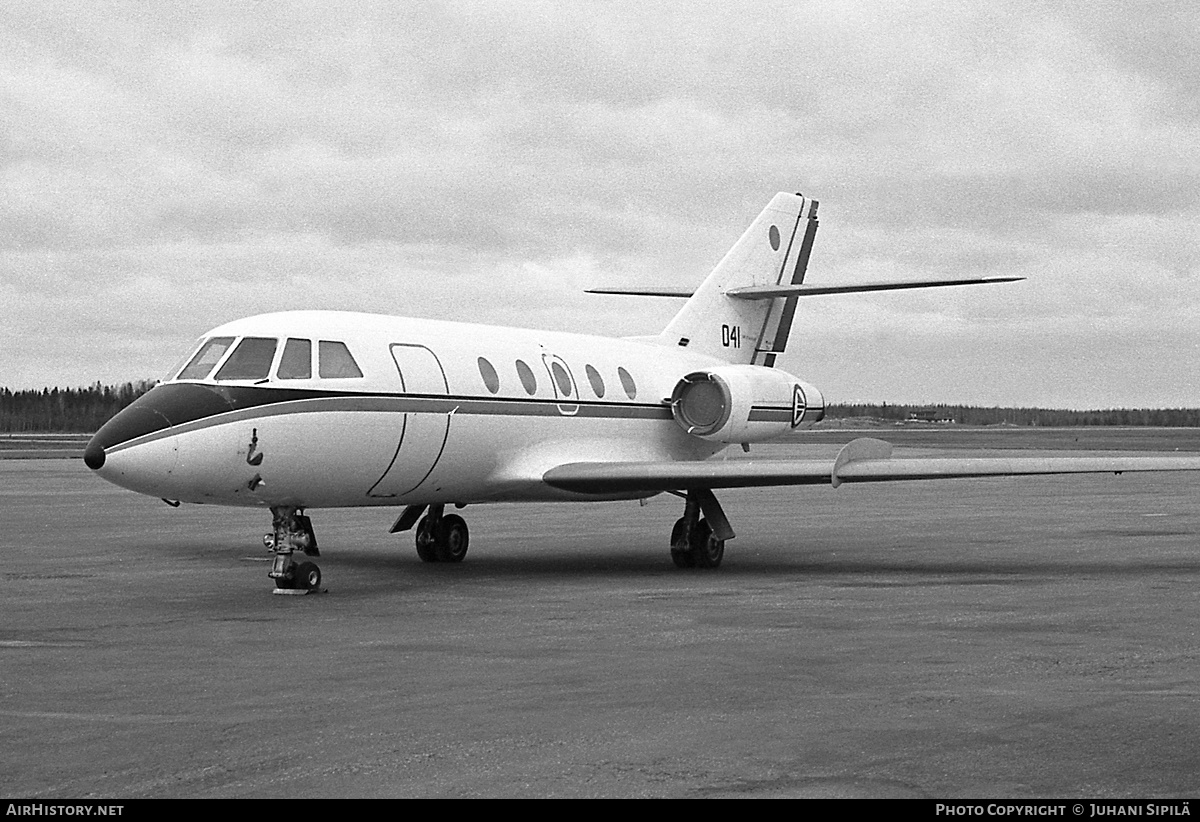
[542,437,1200,494]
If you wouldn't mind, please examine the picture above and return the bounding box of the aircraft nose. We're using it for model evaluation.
[84,401,173,471]
[83,383,235,471]
[83,436,106,470]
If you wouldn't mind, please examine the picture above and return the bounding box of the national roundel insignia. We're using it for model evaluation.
[791,385,807,427]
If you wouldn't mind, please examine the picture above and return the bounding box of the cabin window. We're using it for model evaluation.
[515,359,537,395]
[277,338,312,379]
[550,361,572,396]
[477,357,500,394]
[585,364,605,398]
[175,337,235,381]
[215,337,278,381]
[318,340,363,378]
[618,367,637,399]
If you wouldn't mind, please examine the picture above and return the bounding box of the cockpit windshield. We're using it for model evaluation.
[277,338,312,379]
[164,338,204,382]
[175,337,235,381]
[215,337,278,381]
[318,340,363,378]
[169,335,361,382]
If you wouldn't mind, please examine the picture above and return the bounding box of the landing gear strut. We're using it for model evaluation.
[264,506,323,592]
[670,489,734,569]
[393,504,470,563]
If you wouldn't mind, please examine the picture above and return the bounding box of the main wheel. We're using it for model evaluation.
[690,519,725,569]
[295,561,322,590]
[670,517,696,568]
[415,515,439,562]
[435,514,469,563]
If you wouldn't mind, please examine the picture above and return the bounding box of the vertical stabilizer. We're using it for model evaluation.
[658,192,819,364]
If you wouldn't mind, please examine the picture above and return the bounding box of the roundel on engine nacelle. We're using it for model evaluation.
[791,384,806,428]
[670,373,730,436]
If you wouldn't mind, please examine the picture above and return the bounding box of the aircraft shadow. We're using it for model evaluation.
[317,544,1200,584]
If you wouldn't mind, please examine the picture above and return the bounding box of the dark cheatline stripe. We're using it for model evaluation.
[89,381,675,460]
[747,406,792,423]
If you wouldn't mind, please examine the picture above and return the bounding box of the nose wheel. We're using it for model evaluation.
[265,507,324,593]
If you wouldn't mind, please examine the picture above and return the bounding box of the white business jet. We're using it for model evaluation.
[84,192,1200,591]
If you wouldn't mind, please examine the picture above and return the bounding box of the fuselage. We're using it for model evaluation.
[86,310,822,509]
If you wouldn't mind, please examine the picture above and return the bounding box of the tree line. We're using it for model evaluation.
[827,403,1200,428]
[1,381,157,433]
[3,384,1199,432]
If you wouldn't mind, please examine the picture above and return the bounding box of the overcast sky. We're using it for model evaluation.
[2,1,1197,408]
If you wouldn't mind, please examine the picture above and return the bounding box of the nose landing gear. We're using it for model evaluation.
[265,506,324,594]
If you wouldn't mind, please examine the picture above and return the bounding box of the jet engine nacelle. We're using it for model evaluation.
[669,364,825,443]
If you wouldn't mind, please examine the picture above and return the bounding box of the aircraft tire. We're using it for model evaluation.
[670,517,696,568]
[435,514,469,563]
[691,519,724,569]
[296,561,321,590]
[415,515,439,562]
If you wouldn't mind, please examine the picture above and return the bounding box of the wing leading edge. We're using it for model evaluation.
[542,437,1200,494]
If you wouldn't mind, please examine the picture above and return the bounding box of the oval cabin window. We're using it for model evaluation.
[478,357,500,394]
[550,361,572,396]
[515,359,537,395]
[585,364,605,398]
[618,367,637,399]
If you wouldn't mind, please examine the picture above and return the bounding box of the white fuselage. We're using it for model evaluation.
[91,310,749,509]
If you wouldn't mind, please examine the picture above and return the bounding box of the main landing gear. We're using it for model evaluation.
[389,493,732,570]
[391,503,469,563]
[265,506,323,593]
[670,489,735,569]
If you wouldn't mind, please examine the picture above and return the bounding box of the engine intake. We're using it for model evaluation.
[670,365,824,443]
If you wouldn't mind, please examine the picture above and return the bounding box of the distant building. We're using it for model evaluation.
[907,408,956,423]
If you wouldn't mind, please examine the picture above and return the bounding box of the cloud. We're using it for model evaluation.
[1,1,1197,405]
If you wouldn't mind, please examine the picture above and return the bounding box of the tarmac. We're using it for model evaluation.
[2,430,1199,797]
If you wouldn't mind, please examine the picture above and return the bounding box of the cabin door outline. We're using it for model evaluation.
[540,353,580,416]
[367,343,451,498]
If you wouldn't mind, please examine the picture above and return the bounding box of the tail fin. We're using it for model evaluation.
[658,192,819,365]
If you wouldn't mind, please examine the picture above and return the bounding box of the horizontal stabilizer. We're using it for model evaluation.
[585,287,694,298]
[726,276,1024,300]
[542,437,1200,495]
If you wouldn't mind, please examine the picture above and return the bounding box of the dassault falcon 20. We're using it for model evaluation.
[84,192,1200,592]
